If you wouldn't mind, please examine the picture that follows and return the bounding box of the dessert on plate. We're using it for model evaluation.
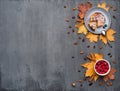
[89,12,106,30]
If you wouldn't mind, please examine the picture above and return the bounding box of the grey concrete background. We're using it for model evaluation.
[0,0,120,91]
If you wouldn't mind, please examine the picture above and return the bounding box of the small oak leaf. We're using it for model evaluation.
[97,2,109,12]
[86,32,98,42]
[77,24,87,35]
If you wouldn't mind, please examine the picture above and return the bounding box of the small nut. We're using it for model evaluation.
[78,80,82,83]
[72,82,76,87]
[80,51,84,54]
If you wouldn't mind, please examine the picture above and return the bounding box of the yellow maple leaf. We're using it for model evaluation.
[86,32,98,42]
[97,2,109,12]
[82,53,103,81]
[77,24,87,35]
[99,29,116,44]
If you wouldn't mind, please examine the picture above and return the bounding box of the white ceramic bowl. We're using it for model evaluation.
[94,59,111,76]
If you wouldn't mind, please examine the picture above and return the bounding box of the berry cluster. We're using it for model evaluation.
[95,60,109,74]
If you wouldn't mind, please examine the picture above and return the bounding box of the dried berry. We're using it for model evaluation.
[73,42,78,45]
[66,18,69,22]
[83,77,87,81]
[73,8,77,11]
[80,51,84,54]
[69,26,72,29]
[89,82,93,86]
[112,60,116,64]
[93,45,96,49]
[82,38,85,42]
[99,81,102,86]
[106,82,109,86]
[113,7,117,11]
[107,53,111,56]
[78,36,81,40]
[64,5,66,8]
[67,32,70,34]
[87,45,90,48]
[113,15,116,19]
[110,55,112,58]
[72,56,75,59]
[72,82,76,87]
[72,29,75,32]
[84,57,87,61]
[78,80,82,83]
[72,16,75,19]
[80,84,83,87]
[99,46,103,49]
[109,82,113,86]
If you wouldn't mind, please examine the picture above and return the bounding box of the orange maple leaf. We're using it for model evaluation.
[97,2,109,12]
[82,53,103,81]
[86,32,98,42]
[78,2,92,19]
[99,29,116,44]
[103,68,116,82]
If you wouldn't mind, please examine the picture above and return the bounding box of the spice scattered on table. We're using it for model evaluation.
[113,6,117,11]
[67,32,70,34]
[72,82,76,87]
[113,15,116,19]
[73,42,78,45]
[72,16,76,19]
[72,56,75,59]
[69,26,72,29]
[66,18,69,22]
[112,60,116,64]
[82,38,85,42]
[72,8,77,11]
[89,82,93,86]
[93,45,96,49]
[72,29,75,32]
[80,51,84,54]
[87,45,90,48]
[78,80,82,83]
[109,82,113,86]
[99,81,103,86]
[64,5,66,8]
[99,46,103,49]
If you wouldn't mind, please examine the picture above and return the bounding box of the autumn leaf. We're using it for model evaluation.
[99,29,116,44]
[75,20,84,28]
[97,2,109,12]
[103,68,116,82]
[77,24,87,35]
[78,2,92,19]
[99,35,107,44]
[86,32,98,42]
[82,53,103,81]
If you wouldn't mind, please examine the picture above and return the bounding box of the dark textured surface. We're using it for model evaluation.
[0,0,120,91]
